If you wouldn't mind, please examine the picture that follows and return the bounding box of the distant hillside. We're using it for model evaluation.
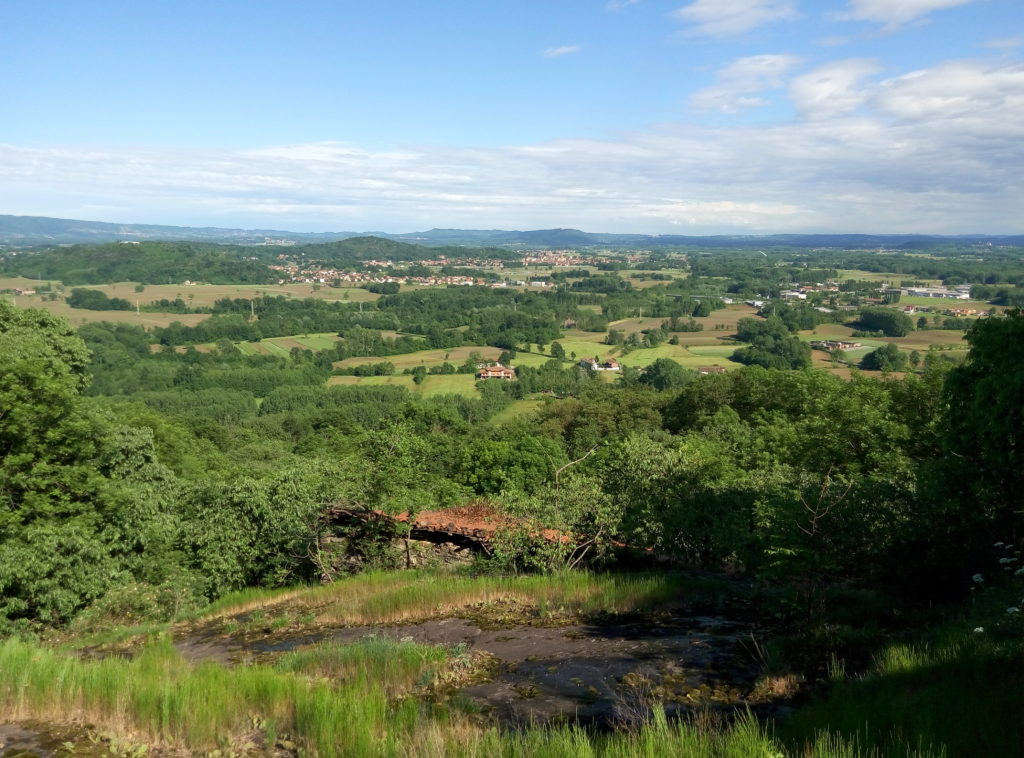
[0,215,360,247]
[0,241,278,285]
[1,214,1021,250]
[293,236,522,264]
[292,236,431,264]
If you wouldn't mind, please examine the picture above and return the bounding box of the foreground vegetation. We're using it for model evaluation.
[0,634,794,758]
[3,567,1020,757]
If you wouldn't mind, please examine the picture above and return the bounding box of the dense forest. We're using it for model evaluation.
[3,298,1021,628]
[0,236,522,285]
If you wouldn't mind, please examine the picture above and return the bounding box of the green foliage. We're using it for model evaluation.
[537,384,666,458]
[5,241,277,285]
[860,343,908,372]
[783,618,1024,758]
[494,473,625,572]
[455,432,564,496]
[658,366,928,597]
[857,306,914,337]
[636,357,693,391]
[941,309,1024,545]
[598,433,751,568]
[363,281,400,294]
[0,303,120,626]
[732,316,812,369]
[67,287,132,310]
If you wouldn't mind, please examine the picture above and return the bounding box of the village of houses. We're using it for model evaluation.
[267,250,612,290]
[475,357,728,382]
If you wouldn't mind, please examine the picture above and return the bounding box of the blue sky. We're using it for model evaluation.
[1,0,1022,234]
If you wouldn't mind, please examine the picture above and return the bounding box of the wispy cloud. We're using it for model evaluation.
[1,60,1021,234]
[984,36,1024,51]
[672,0,798,39]
[691,53,802,112]
[606,0,641,10]
[838,0,976,30]
[789,59,883,119]
[542,45,582,59]
[872,61,1024,121]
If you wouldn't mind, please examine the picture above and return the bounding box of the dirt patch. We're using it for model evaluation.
[0,722,111,758]
[173,610,773,728]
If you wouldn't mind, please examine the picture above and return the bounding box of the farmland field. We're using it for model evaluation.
[551,330,611,362]
[898,295,993,310]
[334,345,503,371]
[327,373,480,397]
[836,269,940,285]
[78,281,382,306]
[616,343,743,370]
[488,398,548,425]
[4,294,210,328]
[1,277,381,328]
[618,267,688,287]
[801,322,968,355]
[509,351,560,367]
[234,336,349,357]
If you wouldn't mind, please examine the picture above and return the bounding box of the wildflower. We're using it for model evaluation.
[972,574,984,584]
[1008,607,1021,614]
[973,627,984,633]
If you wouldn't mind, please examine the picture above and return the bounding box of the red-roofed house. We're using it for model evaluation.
[476,364,516,380]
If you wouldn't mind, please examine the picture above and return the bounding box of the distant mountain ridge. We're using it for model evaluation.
[1,214,1021,249]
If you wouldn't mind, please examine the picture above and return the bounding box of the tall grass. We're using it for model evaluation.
[191,570,703,628]
[197,584,312,619]
[783,634,1023,758]
[275,637,450,697]
[309,570,697,625]
[0,635,927,758]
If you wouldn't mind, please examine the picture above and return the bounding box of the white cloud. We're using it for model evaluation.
[606,0,641,10]
[691,53,802,112]
[872,61,1024,121]
[672,0,798,38]
[542,45,582,59]
[0,64,1021,234]
[789,59,882,119]
[839,0,975,30]
[984,36,1024,51]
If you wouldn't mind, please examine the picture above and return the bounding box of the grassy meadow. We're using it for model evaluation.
[328,373,481,397]
[487,398,548,425]
[3,568,1016,757]
[197,569,708,627]
[73,281,381,306]
[0,278,380,328]
[334,345,503,372]
[799,322,971,379]
[0,635,804,758]
[235,332,344,357]
[1,276,212,328]
[897,295,992,310]
[835,269,937,285]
